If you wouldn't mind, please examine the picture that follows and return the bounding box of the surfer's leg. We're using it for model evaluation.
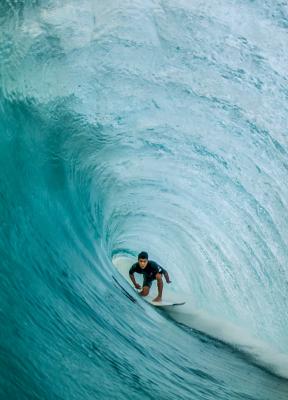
[153,273,163,302]
[140,276,153,296]
[139,286,150,296]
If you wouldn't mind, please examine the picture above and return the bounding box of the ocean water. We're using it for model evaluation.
[1,0,288,399]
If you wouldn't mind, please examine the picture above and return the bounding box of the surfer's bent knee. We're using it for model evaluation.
[140,286,150,296]
[155,273,162,280]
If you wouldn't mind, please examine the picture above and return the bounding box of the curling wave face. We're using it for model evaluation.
[1,1,288,399]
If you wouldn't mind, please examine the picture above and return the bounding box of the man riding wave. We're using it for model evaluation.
[129,251,171,302]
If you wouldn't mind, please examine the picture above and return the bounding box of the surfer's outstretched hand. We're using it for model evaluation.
[166,279,172,284]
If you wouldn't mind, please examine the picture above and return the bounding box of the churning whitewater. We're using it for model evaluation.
[1,1,288,399]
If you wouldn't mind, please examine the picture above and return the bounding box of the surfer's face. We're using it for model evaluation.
[139,258,148,269]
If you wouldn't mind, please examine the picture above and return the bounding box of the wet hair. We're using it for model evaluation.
[138,251,148,260]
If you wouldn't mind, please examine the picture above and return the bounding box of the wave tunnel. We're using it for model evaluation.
[1,1,288,399]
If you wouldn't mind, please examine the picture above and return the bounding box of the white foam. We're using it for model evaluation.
[166,302,288,380]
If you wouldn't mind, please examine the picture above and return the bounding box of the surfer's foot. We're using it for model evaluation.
[153,296,162,302]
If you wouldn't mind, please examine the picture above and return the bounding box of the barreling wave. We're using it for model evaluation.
[1,1,288,399]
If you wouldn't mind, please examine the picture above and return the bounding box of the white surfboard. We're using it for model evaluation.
[113,256,186,307]
[145,299,186,307]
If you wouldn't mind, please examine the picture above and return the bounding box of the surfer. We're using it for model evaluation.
[129,251,171,302]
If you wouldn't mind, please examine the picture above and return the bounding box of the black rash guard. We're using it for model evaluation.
[129,260,167,280]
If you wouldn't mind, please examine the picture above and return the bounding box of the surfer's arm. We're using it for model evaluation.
[129,273,141,289]
[163,270,172,284]
[158,264,172,284]
[129,265,141,289]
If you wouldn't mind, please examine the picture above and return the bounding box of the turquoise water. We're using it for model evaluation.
[1,1,288,399]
